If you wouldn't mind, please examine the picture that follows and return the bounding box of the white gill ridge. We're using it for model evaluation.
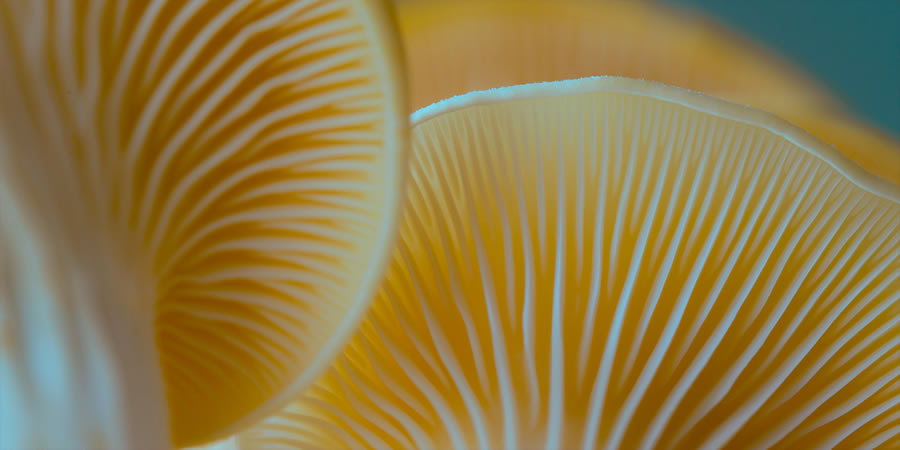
[236,85,899,449]
[0,0,404,444]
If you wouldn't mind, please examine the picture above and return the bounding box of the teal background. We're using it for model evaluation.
[664,0,900,138]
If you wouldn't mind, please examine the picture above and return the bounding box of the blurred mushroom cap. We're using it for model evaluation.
[0,0,407,445]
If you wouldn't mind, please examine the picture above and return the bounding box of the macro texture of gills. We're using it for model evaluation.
[396,0,838,113]
[234,78,900,449]
[0,0,406,446]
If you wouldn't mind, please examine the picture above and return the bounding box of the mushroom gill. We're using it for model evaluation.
[234,78,900,449]
[395,0,838,113]
[0,0,406,446]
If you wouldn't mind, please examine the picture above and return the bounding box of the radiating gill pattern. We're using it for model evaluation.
[0,0,404,445]
[236,89,900,449]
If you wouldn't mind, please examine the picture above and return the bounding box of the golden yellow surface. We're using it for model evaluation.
[0,0,407,446]
[396,0,838,113]
[235,79,900,449]
[396,0,900,227]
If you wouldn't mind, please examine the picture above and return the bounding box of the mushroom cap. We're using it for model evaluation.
[235,78,899,449]
[396,0,839,113]
[395,0,900,221]
[0,0,407,445]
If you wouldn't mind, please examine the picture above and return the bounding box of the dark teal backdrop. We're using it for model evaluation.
[664,0,900,138]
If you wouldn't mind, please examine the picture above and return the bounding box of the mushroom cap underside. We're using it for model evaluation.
[235,78,900,450]
[0,0,408,445]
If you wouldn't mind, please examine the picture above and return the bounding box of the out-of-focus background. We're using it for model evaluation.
[665,0,900,137]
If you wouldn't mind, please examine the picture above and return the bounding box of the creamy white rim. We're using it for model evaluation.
[411,76,899,203]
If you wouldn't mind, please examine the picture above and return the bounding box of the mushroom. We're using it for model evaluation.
[395,0,899,220]
[0,0,406,446]
[234,78,900,449]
